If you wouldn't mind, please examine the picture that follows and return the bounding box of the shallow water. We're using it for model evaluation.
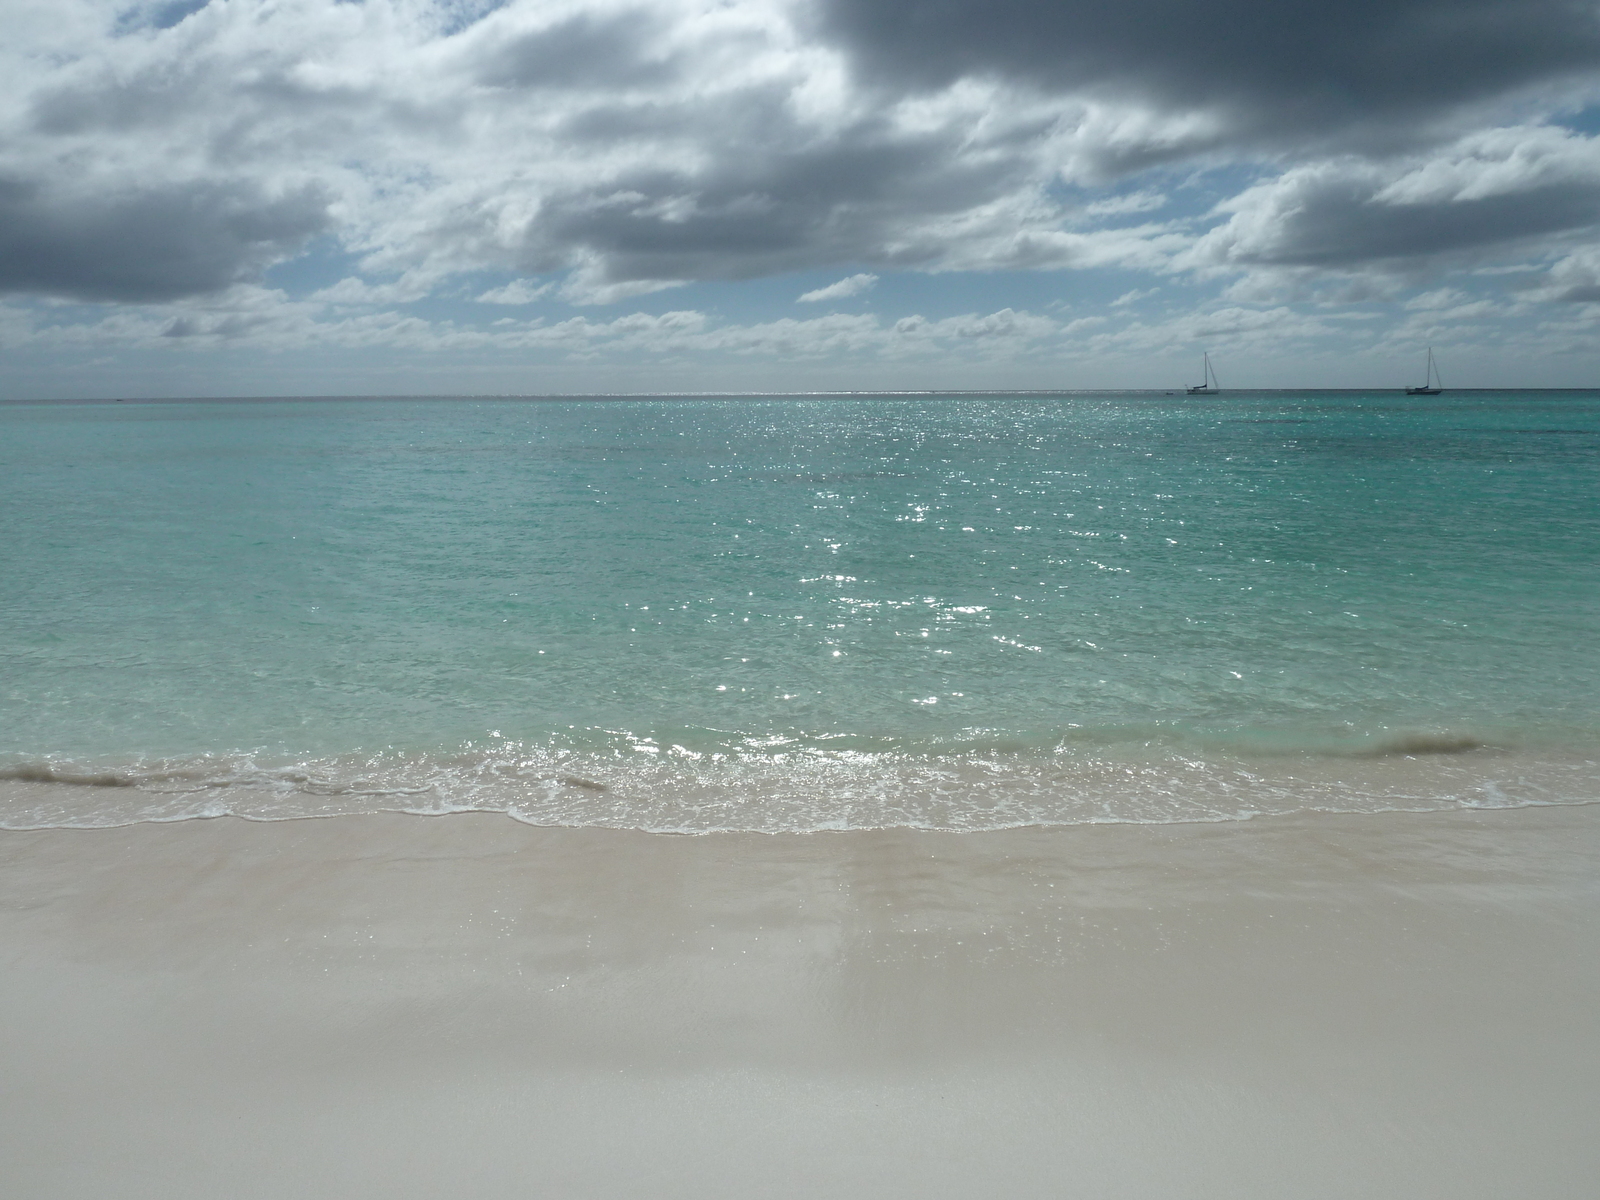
[2,392,1597,829]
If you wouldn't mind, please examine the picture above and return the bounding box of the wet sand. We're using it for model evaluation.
[2,802,1598,1198]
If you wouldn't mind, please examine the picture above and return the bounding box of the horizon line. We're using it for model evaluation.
[6,387,1600,404]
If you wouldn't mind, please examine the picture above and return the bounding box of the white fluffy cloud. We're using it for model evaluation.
[797,273,877,302]
[475,278,553,304]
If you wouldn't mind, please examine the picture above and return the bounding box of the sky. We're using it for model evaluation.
[4,0,1600,396]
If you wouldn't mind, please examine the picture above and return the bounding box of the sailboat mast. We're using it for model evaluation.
[1405,347,1443,394]
[1187,351,1220,394]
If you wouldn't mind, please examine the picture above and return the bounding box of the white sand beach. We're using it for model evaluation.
[2,801,1598,1199]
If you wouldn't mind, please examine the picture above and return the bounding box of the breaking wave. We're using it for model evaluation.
[1,724,1594,833]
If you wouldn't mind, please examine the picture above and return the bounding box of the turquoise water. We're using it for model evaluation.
[2,393,1597,830]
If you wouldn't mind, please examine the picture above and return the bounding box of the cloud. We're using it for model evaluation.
[0,0,1598,335]
[475,10,687,91]
[7,283,1360,374]
[1523,246,1600,302]
[0,0,1271,309]
[1083,191,1167,218]
[0,177,330,303]
[557,258,688,306]
[9,290,1076,360]
[314,273,438,308]
[1187,127,1600,288]
[798,273,878,302]
[817,0,1600,148]
[476,279,554,304]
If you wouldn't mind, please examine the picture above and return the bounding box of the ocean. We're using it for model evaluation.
[3,391,1597,831]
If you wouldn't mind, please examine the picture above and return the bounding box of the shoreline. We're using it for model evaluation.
[3,803,1598,1198]
[0,788,1596,834]
[3,739,1595,832]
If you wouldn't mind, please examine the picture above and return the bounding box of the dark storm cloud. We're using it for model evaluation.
[1190,123,1600,278]
[1214,180,1600,269]
[0,179,330,302]
[818,0,1600,145]
[519,111,1027,286]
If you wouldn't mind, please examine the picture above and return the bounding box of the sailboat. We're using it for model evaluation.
[1187,352,1220,395]
[1405,347,1443,395]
